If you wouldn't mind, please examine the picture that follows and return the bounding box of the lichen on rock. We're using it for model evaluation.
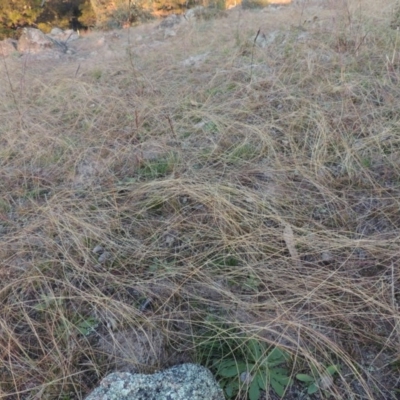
[85,363,225,400]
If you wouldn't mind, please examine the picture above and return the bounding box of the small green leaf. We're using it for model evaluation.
[266,348,290,367]
[225,383,234,398]
[219,362,249,377]
[257,373,267,390]
[247,339,262,362]
[296,374,315,383]
[218,360,237,369]
[270,367,289,376]
[270,377,286,397]
[326,365,339,376]
[76,316,98,336]
[272,375,291,385]
[219,365,240,377]
[266,347,285,362]
[308,383,319,394]
[249,378,261,400]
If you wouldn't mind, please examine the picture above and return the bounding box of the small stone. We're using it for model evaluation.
[50,27,64,35]
[240,371,253,384]
[181,52,209,68]
[164,235,175,247]
[98,252,111,264]
[255,32,268,48]
[92,245,104,254]
[139,298,153,312]
[321,251,333,263]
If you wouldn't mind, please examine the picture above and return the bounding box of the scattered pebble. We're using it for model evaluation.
[92,245,104,254]
[98,251,111,264]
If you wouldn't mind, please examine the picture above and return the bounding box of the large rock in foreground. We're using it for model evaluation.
[85,363,225,400]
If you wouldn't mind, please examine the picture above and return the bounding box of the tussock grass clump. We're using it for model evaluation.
[1,0,400,398]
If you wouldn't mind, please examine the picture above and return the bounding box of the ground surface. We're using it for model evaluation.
[1,0,400,399]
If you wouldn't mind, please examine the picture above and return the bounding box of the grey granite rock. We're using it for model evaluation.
[17,28,67,54]
[49,28,80,42]
[0,38,18,56]
[85,363,224,400]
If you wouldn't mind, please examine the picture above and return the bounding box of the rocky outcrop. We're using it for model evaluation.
[48,27,80,42]
[85,363,225,400]
[0,27,81,58]
[0,38,18,57]
[17,28,68,54]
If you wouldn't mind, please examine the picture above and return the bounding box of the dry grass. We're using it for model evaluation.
[1,0,400,398]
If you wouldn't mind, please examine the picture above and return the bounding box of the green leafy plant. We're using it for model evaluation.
[199,332,291,400]
[296,364,339,395]
[213,339,291,399]
[75,316,99,336]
